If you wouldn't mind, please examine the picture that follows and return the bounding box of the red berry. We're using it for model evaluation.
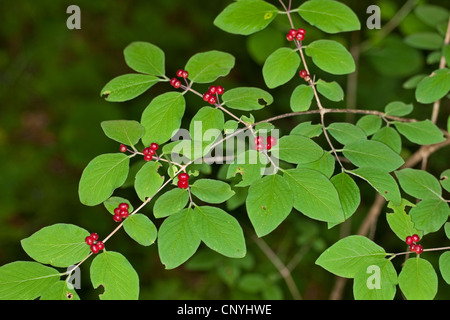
[254,136,264,145]
[409,244,416,252]
[297,28,306,35]
[405,236,413,245]
[216,85,224,95]
[176,69,184,77]
[208,96,216,105]
[412,234,420,243]
[170,78,177,86]
[144,154,153,161]
[173,80,181,89]
[255,143,265,151]
[299,70,308,78]
[119,144,127,153]
[295,33,304,41]
[208,86,217,94]
[178,180,189,189]
[114,207,121,216]
[182,70,189,79]
[203,92,211,102]
[267,136,277,146]
[286,34,294,41]
[288,28,297,37]
[91,244,99,254]
[113,214,122,222]
[96,241,105,251]
[119,203,129,211]
[143,147,151,155]
[266,143,272,150]
[119,209,129,219]
[178,173,189,181]
[90,233,99,241]
[150,143,159,151]
[415,244,423,254]
[85,236,94,246]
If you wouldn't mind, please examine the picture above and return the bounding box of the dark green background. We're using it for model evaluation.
[0,0,449,299]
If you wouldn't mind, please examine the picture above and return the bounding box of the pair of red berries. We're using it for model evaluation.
[299,69,311,81]
[177,172,190,189]
[405,234,423,254]
[286,28,306,42]
[113,202,130,222]
[254,136,277,151]
[203,85,224,105]
[85,233,104,254]
[170,69,189,89]
[143,143,159,161]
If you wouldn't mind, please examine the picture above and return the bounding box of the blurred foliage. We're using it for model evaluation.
[0,0,449,300]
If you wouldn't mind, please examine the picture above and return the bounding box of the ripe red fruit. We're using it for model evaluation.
[85,236,94,246]
[405,236,413,245]
[178,180,189,189]
[90,233,99,241]
[119,203,129,211]
[297,28,306,35]
[119,144,127,153]
[182,70,189,79]
[150,143,159,151]
[255,143,265,151]
[144,154,153,161]
[288,29,297,37]
[96,241,105,251]
[254,136,264,145]
[203,92,211,102]
[412,234,420,243]
[208,86,217,94]
[173,80,181,89]
[286,34,294,41]
[178,173,189,181]
[176,69,184,77]
[119,209,129,219]
[91,244,100,254]
[266,143,272,150]
[299,70,308,78]
[267,136,277,146]
[208,96,216,105]
[216,85,224,95]
[409,244,416,252]
[415,244,423,254]
[113,214,122,222]
[295,33,305,41]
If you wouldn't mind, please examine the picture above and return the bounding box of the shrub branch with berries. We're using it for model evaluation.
[1,0,450,300]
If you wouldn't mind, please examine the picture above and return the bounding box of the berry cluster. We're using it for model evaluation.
[119,144,128,153]
[177,172,190,189]
[254,136,277,151]
[112,202,130,222]
[143,143,159,161]
[406,234,423,254]
[299,69,311,81]
[170,69,189,89]
[286,28,306,42]
[203,85,224,105]
[85,233,104,254]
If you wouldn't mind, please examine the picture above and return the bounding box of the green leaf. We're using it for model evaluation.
[189,106,224,144]
[283,168,345,224]
[193,206,246,258]
[78,153,130,206]
[297,0,360,34]
[100,120,145,147]
[100,74,160,102]
[246,174,293,237]
[415,4,449,28]
[297,151,335,179]
[327,122,367,145]
[290,85,314,112]
[403,74,427,90]
[271,134,324,164]
[103,196,133,215]
[90,251,139,300]
[305,40,355,75]
[226,150,268,187]
[415,68,450,104]
[353,259,397,300]
[238,273,266,293]
[409,199,449,234]
[262,47,301,88]
[315,235,386,278]
[405,32,444,50]
[330,172,360,221]
[395,168,442,200]
[123,213,157,246]
[213,0,278,35]
[343,140,404,172]
[134,161,164,202]
[371,126,402,153]
[290,121,323,138]
[40,281,80,300]
[349,167,402,205]
[445,222,450,239]
[386,198,419,241]
[158,208,201,269]
[140,92,186,146]
[398,257,438,300]
[246,27,284,65]
[440,169,450,193]
[439,251,450,285]
[222,87,273,111]
[316,79,344,101]
[21,224,90,268]
[153,188,189,218]
[393,120,445,145]
[190,179,235,204]
[0,261,60,300]
[123,41,165,76]
[384,101,414,117]
[185,50,235,83]
[356,115,382,136]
